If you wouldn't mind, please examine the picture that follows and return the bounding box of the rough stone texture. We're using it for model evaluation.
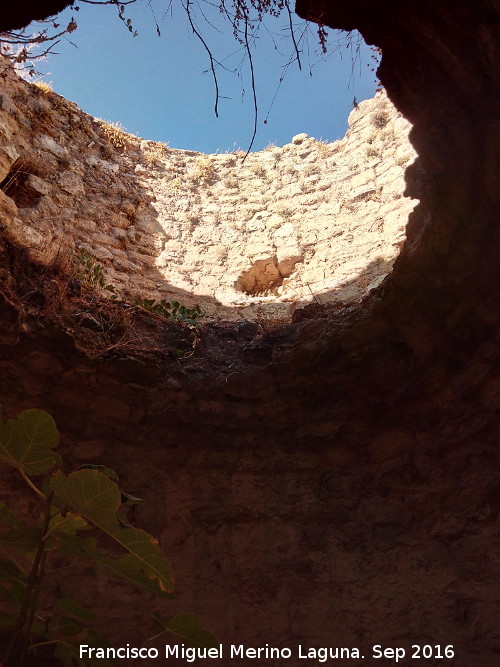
[0,1,500,665]
[0,61,416,320]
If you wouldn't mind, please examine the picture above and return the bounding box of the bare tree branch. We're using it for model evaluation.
[0,0,344,154]
[242,12,257,161]
[184,0,220,117]
[79,0,137,5]
[285,0,301,70]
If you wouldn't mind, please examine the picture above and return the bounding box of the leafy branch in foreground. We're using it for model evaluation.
[0,407,216,666]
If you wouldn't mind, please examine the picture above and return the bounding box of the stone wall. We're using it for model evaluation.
[0,60,416,319]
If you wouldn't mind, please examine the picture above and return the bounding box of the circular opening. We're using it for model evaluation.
[1,69,418,324]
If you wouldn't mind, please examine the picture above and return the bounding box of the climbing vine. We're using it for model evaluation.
[0,407,217,665]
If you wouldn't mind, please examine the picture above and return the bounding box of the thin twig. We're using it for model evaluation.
[285,0,301,70]
[306,282,323,307]
[185,0,220,117]
[18,548,48,666]
[0,543,29,577]
[242,14,257,162]
[80,0,137,5]
[3,492,54,666]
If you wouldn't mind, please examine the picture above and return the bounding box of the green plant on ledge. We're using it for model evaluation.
[70,252,206,359]
[74,249,116,294]
[0,407,217,666]
[137,299,203,326]
[137,300,205,360]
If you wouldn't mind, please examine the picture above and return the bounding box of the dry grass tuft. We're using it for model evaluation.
[303,164,320,177]
[250,163,268,179]
[33,81,53,94]
[224,175,239,189]
[274,204,293,220]
[99,120,131,153]
[366,146,379,158]
[372,111,389,128]
[315,139,334,158]
[195,157,216,184]
[142,142,169,167]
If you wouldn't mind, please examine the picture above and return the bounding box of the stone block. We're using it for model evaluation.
[58,171,85,196]
[292,133,309,144]
[38,133,67,157]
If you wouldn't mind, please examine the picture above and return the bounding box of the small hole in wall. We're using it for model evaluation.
[0,156,48,208]
[235,255,303,296]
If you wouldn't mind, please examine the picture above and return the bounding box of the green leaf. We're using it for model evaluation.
[55,534,96,562]
[0,409,61,474]
[0,527,41,555]
[50,470,174,593]
[159,613,219,648]
[53,644,81,667]
[56,598,97,622]
[95,551,174,599]
[0,558,20,580]
[58,535,173,599]
[46,511,90,534]
[0,562,27,603]
[57,615,85,638]
[0,583,25,609]
[0,611,17,629]
[77,464,119,483]
[0,501,21,528]
[53,632,115,667]
[43,512,91,551]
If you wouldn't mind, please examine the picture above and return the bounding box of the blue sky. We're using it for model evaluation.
[29,0,379,153]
